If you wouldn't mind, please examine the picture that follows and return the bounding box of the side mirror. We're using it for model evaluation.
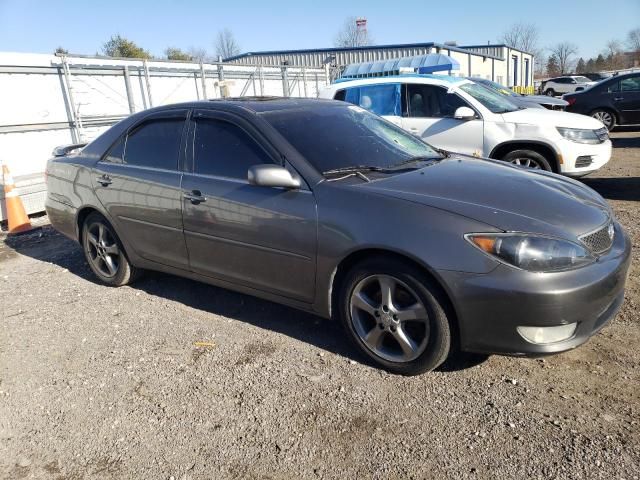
[453,106,476,120]
[248,164,301,189]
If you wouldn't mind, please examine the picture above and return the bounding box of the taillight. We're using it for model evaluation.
[566,97,577,106]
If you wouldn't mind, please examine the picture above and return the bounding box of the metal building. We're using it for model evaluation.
[224,42,535,89]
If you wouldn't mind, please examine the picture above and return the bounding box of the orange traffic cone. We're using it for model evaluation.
[2,162,34,235]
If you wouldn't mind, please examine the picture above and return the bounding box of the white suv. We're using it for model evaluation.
[319,75,610,176]
[542,76,597,96]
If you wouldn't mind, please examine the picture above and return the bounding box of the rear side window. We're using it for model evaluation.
[341,84,402,116]
[103,137,125,164]
[124,119,184,170]
[193,119,273,179]
[621,76,640,92]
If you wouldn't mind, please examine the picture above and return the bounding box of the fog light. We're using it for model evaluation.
[517,323,577,344]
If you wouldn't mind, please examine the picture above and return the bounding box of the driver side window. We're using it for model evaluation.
[405,84,469,118]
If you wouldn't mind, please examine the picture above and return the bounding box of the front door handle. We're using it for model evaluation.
[96,175,112,186]
[183,190,206,204]
[614,96,624,101]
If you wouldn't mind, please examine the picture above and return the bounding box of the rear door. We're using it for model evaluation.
[93,109,189,269]
[181,109,317,302]
[335,83,403,126]
[616,75,640,124]
[401,83,484,156]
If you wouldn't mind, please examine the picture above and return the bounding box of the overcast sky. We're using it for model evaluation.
[1,0,638,60]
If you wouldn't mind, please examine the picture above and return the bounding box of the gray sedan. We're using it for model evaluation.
[45,98,630,375]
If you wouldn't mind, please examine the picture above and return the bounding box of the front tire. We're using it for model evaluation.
[82,212,139,286]
[591,109,616,131]
[338,257,451,375]
[502,149,553,171]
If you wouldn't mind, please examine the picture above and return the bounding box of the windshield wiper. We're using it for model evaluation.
[322,165,393,176]
[389,155,442,169]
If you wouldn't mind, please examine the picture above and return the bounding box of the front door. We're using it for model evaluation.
[181,110,317,302]
[93,110,189,269]
[401,84,484,156]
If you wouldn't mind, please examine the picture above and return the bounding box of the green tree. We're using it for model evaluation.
[54,46,69,55]
[102,35,151,59]
[585,58,595,72]
[546,54,560,77]
[595,54,606,71]
[575,57,586,73]
[164,47,192,61]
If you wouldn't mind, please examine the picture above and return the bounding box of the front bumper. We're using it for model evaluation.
[558,138,612,176]
[438,222,631,356]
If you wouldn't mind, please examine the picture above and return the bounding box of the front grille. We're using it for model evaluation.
[595,127,609,143]
[579,222,614,255]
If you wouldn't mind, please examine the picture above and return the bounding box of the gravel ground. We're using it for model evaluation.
[1,131,639,479]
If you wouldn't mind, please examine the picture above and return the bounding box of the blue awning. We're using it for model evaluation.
[340,53,460,79]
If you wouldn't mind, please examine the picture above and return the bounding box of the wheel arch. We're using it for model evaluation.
[589,107,619,125]
[329,248,462,348]
[489,141,561,173]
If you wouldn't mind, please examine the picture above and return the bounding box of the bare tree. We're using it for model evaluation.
[499,22,540,54]
[214,29,241,60]
[188,47,209,63]
[334,16,373,48]
[604,39,625,70]
[549,42,578,74]
[627,28,640,65]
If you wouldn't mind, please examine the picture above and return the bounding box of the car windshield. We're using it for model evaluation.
[262,104,443,175]
[459,83,520,113]
[476,79,518,97]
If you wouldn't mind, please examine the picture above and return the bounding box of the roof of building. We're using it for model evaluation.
[223,42,516,62]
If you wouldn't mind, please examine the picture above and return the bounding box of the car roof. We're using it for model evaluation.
[329,74,468,89]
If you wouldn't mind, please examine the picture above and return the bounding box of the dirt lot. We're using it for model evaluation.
[1,132,639,479]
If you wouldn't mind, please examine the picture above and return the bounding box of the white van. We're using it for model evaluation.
[319,75,611,176]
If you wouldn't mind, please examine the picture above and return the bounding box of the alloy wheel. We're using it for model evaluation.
[85,222,120,278]
[508,157,542,169]
[349,274,430,363]
[592,111,613,130]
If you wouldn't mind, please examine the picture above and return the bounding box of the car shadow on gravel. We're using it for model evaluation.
[4,227,487,373]
[582,177,640,202]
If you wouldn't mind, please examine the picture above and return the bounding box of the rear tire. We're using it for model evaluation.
[545,88,556,97]
[590,109,616,131]
[337,257,451,375]
[82,212,139,286]
[502,149,553,171]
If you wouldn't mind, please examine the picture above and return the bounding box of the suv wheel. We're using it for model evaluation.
[545,88,556,96]
[591,109,616,131]
[82,212,139,286]
[502,149,553,171]
[338,257,451,375]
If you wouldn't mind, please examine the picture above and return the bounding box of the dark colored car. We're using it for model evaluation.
[564,72,640,130]
[45,98,630,375]
[581,72,613,82]
[469,77,568,110]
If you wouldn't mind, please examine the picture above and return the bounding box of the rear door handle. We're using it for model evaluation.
[614,97,624,101]
[96,175,112,186]
[183,190,206,204]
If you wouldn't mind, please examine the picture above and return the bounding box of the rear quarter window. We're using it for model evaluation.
[340,84,402,116]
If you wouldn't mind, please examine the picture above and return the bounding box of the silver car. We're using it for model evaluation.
[45,98,631,375]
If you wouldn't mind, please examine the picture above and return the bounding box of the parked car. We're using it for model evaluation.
[541,76,597,96]
[319,75,611,175]
[581,72,613,82]
[563,72,640,131]
[46,98,630,375]
[469,77,568,110]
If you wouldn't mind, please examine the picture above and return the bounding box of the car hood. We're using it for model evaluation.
[526,95,569,106]
[501,107,604,129]
[358,157,611,239]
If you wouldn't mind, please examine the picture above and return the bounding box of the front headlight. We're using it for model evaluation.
[466,233,595,272]
[556,127,602,144]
